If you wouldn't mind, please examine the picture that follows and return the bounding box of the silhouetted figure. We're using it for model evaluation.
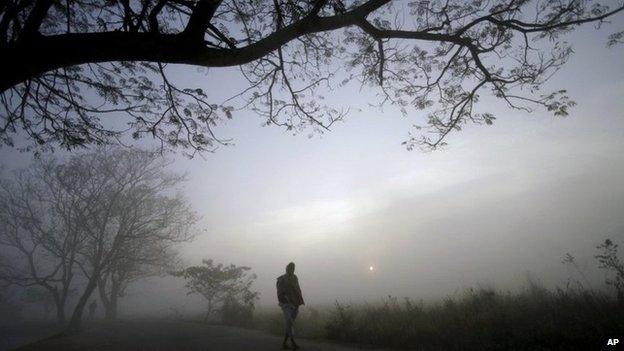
[88,300,97,321]
[276,262,305,350]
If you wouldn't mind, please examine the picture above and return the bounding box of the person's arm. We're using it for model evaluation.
[276,278,284,302]
[294,276,304,305]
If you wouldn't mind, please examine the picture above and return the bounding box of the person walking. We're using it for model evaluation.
[276,262,305,350]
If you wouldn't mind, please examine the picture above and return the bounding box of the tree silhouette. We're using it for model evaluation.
[0,147,197,330]
[172,259,259,322]
[1,0,622,154]
[0,161,85,323]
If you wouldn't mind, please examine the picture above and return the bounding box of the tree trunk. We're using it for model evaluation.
[203,299,213,323]
[98,273,120,320]
[104,291,118,320]
[66,274,98,332]
[55,301,65,324]
[97,275,112,320]
[51,291,65,324]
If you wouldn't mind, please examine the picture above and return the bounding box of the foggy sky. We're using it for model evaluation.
[1,19,623,315]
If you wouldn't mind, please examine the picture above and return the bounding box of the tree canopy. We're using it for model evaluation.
[173,259,259,322]
[1,0,622,155]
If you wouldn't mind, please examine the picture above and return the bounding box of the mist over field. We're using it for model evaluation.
[3,23,624,318]
[1,1,624,350]
[134,25,620,314]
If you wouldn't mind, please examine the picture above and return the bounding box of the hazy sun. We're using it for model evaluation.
[369,265,374,271]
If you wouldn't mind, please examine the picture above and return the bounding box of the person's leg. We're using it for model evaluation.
[290,307,299,349]
[282,335,289,349]
[281,305,294,349]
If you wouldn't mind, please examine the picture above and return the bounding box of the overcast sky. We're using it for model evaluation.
[1,17,623,314]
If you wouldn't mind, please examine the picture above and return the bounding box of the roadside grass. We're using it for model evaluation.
[251,284,623,350]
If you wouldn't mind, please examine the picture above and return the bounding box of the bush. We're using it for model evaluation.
[220,295,254,327]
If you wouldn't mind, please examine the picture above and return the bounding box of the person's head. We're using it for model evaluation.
[286,262,295,275]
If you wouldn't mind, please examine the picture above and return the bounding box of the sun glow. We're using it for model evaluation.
[260,199,357,246]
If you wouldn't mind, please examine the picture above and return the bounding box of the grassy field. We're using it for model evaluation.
[251,284,623,350]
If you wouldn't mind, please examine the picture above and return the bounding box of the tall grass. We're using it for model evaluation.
[253,284,623,350]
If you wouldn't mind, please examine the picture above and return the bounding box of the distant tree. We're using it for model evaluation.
[0,161,86,323]
[1,1,623,154]
[0,148,197,330]
[595,239,624,303]
[96,193,187,320]
[173,259,259,322]
[61,148,197,330]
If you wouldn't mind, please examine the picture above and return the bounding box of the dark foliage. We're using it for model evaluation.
[1,1,622,155]
[172,259,259,323]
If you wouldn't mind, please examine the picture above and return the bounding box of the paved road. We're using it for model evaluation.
[14,320,386,351]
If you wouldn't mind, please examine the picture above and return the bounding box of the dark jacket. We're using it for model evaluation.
[276,273,305,306]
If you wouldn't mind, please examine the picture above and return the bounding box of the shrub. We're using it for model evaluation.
[220,294,254,327]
